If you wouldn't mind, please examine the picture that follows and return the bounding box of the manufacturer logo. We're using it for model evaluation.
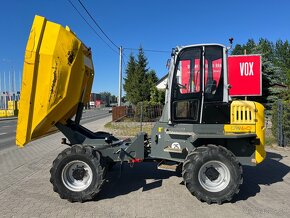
[171,142,181,149]
[230,125,253,131]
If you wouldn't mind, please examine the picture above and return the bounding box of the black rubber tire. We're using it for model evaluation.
[50,145,104,202]
[182,145,243,204]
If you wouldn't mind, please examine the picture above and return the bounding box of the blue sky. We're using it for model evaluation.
[0,0,289,95]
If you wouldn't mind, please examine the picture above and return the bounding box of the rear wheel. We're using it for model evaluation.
[182,145,242,204]
[50,145,105,202]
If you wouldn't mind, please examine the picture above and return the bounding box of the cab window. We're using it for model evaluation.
[204,46,223,101]
[172,47,202,122]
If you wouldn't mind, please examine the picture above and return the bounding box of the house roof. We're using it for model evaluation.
[156,73,168,86]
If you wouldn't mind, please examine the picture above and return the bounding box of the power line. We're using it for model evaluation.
[68,1,170,56]
[122,47,170,65]
[77,0,119,50]
[67,0,119,54]
[124,47,170,53]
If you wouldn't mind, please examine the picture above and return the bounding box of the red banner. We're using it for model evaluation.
[228,55,262,96]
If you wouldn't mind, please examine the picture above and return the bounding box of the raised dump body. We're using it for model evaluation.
[16,15,94,147]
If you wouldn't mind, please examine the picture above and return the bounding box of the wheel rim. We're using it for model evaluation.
[61,160,93,192]
[198,160,230,192]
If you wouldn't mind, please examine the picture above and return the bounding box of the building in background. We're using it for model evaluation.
[156,74,168,90]
[0,71,21,110]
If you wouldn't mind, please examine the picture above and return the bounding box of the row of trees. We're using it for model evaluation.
[122,41,289,141]
[232,39,290,142]
[123,47,164,105]
[124,39,290,107]
[231,38,290,106]
[98,91,118,105]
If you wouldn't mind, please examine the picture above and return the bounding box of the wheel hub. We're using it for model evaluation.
[205,167,220,181]
[72,166,86,180]
[198,160,230,192]
[61,160,93,192]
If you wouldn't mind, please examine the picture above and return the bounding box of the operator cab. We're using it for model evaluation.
[169,44,230,124]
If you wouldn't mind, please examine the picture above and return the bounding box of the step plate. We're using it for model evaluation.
[163,147,184,154]
[157,164,178,172]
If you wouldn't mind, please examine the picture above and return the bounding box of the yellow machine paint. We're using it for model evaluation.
[224,101,266,164]
[16,15,94,147]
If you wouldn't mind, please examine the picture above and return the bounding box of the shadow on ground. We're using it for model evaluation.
[95,151,290,203]
[232,151,290,202]
[96,162,177,201]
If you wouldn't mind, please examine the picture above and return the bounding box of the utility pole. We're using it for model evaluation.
[118,46,123,106]
[13,70,16,101]
[18,70,21,91]
[3,72,6,109]
[18,70,21,101]
[8,71,11,101]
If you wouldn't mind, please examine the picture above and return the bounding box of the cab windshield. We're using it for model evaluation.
[174,46,223,99]
[172,45,224,123]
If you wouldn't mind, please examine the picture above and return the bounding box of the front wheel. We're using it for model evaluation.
[182,145,242,204]
[50,145,105,202]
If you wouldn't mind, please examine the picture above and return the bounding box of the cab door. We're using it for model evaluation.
[171,47,203,124]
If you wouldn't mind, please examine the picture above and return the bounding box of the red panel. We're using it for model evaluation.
[228,55,261,96]
[212,58,222,86]
[181,60,190,93]
[194,59,200,92]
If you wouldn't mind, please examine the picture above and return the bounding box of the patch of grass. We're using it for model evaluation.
[104,121,113,129]
[104,121,154,137]
[265,134,277,147]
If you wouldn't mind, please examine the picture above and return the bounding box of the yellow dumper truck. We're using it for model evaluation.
[16,16,265,204]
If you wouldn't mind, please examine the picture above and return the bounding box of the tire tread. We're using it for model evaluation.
[50,145,105,202]
[182,144,243,204]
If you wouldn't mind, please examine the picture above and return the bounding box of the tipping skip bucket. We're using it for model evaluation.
[16,15,94,147]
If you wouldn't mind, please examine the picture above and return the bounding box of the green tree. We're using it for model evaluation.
[146,70,158,87]
[150,86,165,104]
[124,47,161,105]
[232,38,290,143]
[231,44,244,55]
[230,38,283,108]
[275,39,290,94]
[99,91,113,106]
[244,39,256,53]
[123,53,139,104]
[136,47,150,101]
[231,38,290,144]
[254,39,282,106]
